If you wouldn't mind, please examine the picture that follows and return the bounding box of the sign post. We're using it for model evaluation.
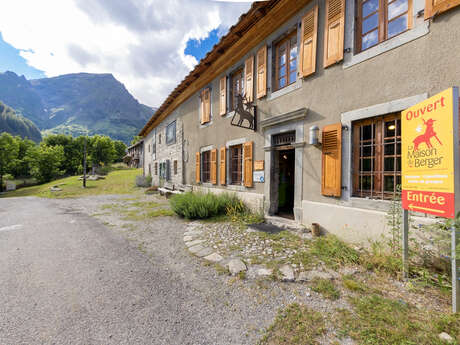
[401,87,459,312]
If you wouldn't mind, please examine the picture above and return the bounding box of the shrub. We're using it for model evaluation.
[170,192,243,219]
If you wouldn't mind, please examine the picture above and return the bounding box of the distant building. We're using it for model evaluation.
[125,139,144,169]
[138,0,460,242]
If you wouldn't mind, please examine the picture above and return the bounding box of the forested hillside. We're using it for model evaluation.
[0,101,42,142]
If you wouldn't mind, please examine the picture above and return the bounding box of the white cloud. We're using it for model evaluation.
[0,0,252,107]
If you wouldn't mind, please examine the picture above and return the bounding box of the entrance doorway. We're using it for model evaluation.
[276,148,295,219]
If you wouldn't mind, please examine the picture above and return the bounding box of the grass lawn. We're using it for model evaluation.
[0,168,142,199]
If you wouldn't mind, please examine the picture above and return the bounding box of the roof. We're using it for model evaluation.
[139,0,282,137]
[127,139,144,150]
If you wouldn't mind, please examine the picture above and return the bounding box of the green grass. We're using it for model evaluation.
[310,278,340,300]
[258,303,326,345]
[1,169,142,198]
[337,294,460,345]
[170,192,242,219]
[342,276,368,293]
[309,235,361,269]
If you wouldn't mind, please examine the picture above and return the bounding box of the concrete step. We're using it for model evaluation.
[264,215,308,232]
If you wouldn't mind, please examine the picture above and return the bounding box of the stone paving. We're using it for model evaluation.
[183,220,340,281]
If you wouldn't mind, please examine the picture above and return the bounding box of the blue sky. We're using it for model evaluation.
[1,28,221,80]
[0,32,45,79]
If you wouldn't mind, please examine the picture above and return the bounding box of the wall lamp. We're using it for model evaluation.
[309,125,320,146]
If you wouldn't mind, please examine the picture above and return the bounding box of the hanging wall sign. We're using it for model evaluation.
[231,94,257,131]
[401,87,460,218]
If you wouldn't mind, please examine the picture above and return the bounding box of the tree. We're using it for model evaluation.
[29,144,65,183]
[89,135,115,167]
[131,136,142,146]
[43,134,83,175]
[0,132,19,191]
[113,140,127,162]
[10,136,36,178]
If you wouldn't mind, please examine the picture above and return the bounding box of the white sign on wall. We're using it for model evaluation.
[253,171,265,183]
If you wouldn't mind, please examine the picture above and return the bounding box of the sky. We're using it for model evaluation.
[0,0,253,108]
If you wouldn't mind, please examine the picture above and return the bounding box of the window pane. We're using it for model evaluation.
[396,157,401,171]
[361,175,372,190]
[388,14,408,38]
[362,124,373,140]
[362,12,379,34]
[290,58,297,72]
[384,157,395,171]
[279,51,286,65]
[397,120,401,136]
[396,143,401,154]
[279,77,286,88]
[363,145,372,157]
[362,158,372,171]
[385,121,396,137]
[388,0,408,20]
[289,71,296,84]
[362,30,379,50]
[290,46,297,61]
[279,65,286,77]
[363,0,379,17]
[384,143,395,155]
[384,175,395,192]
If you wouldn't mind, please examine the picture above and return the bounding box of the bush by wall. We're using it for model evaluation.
[170,192,243,219]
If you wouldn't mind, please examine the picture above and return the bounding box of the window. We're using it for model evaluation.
[356,0,412,52]
[230,68,244,111]
[352,113,401,199]
[148,164,151,176]
[154,162,158,175]
[166,121,176,145]
[274,30,298,91]
[230,145,243,185]
[148,144,150,153]
[202,151,211,183]
[174,160,178,175]
[159,133,161,144]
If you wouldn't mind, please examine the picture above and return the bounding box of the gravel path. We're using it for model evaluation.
[0,194,346,345]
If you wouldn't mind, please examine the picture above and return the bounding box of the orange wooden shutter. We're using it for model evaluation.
[200,90,206,124]
[243,141,253,188]
[425,0,460,18]
[256,46,267,99]
[245,56,254,102]
[220,147,226,185]
[219,76,226,116]
[299,6,318,77]
[321,123,342,197]
[195,152,201,183]
[211,149,217,185]
[324,0,345,68]
[204,88,211,123]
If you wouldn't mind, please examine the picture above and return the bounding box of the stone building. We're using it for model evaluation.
[139,0,460,242]
[126,139,144,169]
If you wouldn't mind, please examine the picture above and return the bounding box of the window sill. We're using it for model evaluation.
[199,120,213,129]
[343,22,430,69]
[267,80,302,101]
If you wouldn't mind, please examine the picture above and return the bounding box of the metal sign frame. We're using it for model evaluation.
[231,94,257,131]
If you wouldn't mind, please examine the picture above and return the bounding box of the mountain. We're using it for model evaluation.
[0,71,156,143]
[0,101,42,142]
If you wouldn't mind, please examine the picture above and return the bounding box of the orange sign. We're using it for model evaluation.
[254,160,264,171]
[401,87,459,218]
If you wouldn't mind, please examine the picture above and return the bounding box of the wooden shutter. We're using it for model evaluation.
[219,76,226,116]
[256,46,267,99]
[321,123,342,197]
[201,88,211,124]
[220,147,226,185]
[195,152,201,183]
[324,0,345,68]
[425,0,460,18]
[243,141,253,188]
[210,149,217,185]
[299,6,318,77]
[245,56,254,102]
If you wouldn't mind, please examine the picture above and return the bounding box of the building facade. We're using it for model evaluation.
[140,0,460,242]
[126,139,144,169]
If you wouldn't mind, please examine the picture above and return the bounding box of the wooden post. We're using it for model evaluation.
[83,135,87,188]
[402,208,409,279]
[452,226,460,313]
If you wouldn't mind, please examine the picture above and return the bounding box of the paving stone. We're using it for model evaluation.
[257,268,273,277]
[227,259,246,276]
[195,247,213,258]
[184,230,203,237]
[279,264,294,282]
[185,239,205,247]
[203,252,223,263]
[183,236,194,242]
[188,244,204,254]
[439,332,454,343]
[297,270,334,282]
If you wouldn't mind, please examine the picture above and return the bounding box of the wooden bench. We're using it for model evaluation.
[158,182,182,197]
